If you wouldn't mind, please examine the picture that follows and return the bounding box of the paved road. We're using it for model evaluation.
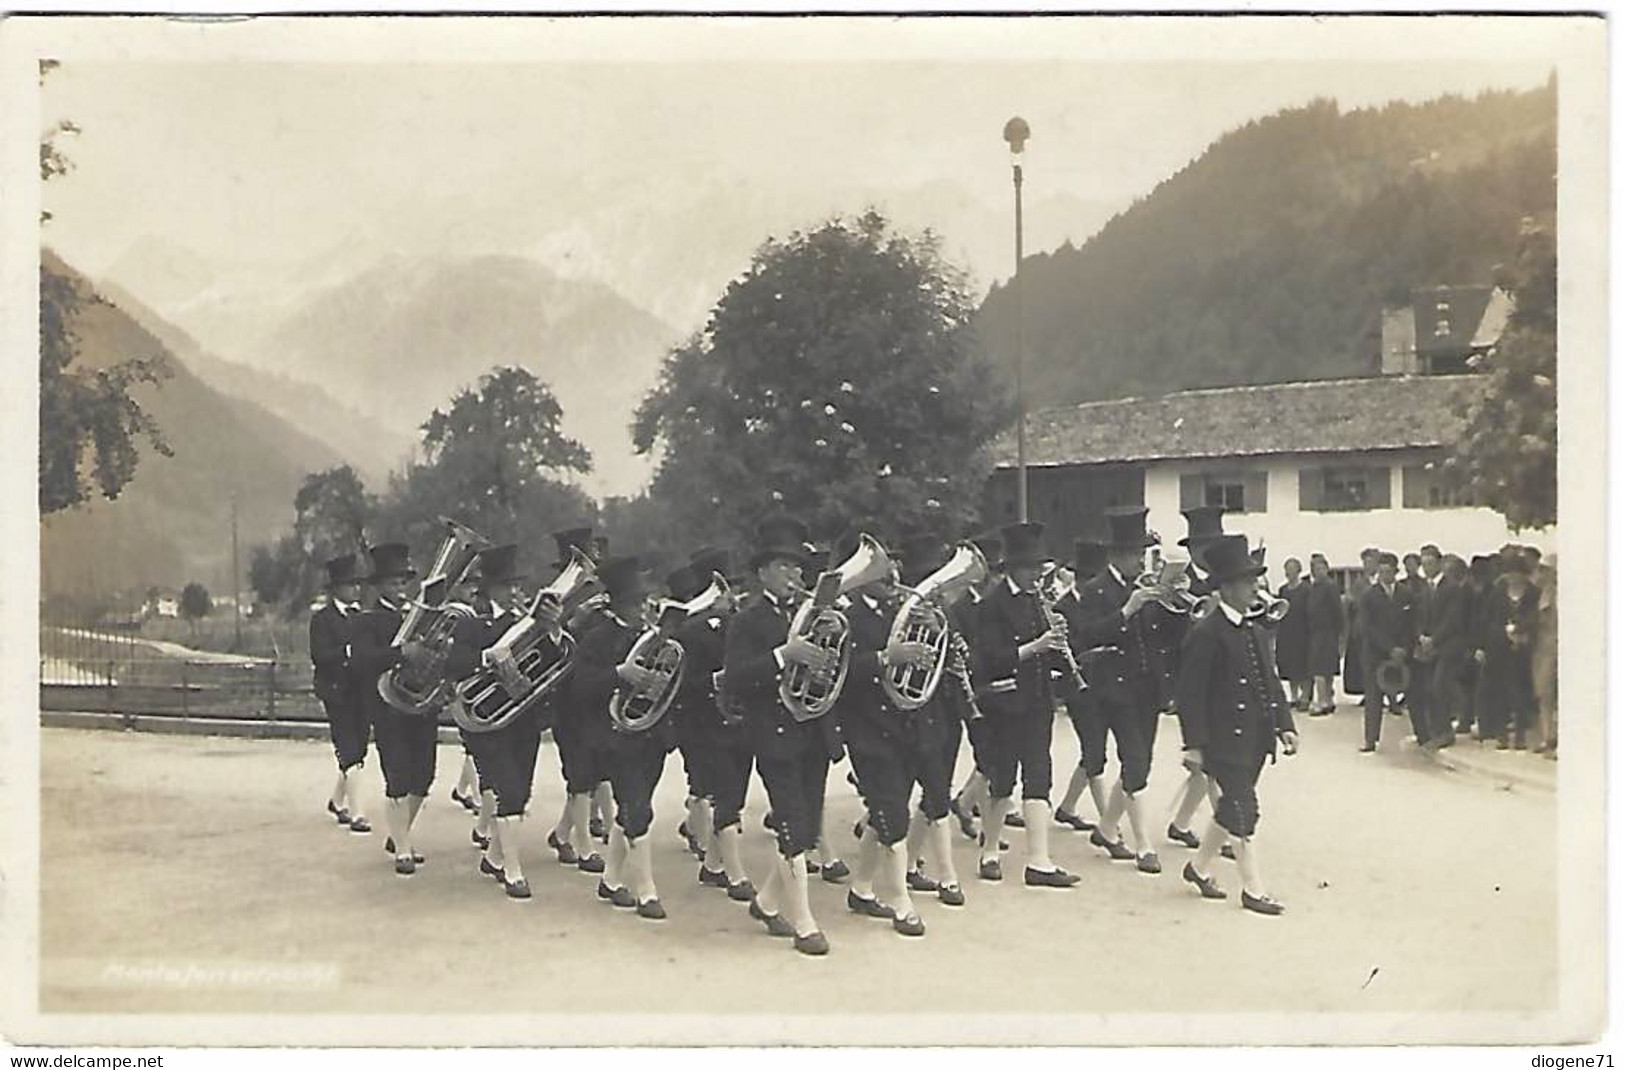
[39,706,1555,1025]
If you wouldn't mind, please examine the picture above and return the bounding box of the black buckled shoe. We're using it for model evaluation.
[451,789,476,812]
[937,883,966,907]
[472,829,491,850]
[750,899,795,938]
[394,856,416,877]
[636,898,667,920]
[1136,852,1162,875]
[1024,866,1080,888]
[609,887,637,909]
[977,858,1003,882]
[1241,890,1286,916]
[383,839,425,864]
[1090,831,1135,861]
[906,868,940,893]
[590,817,607,842]
[727,879,756,902]
[479,857,504,882]
[348,817,372,834]
[577,852,606,874]
[1054,808,1093,832]
[1220,844,1237,862]
[847,890,891,918]
[1003,810,1025,828]
[596,879,615,901]
[819,860,850,884]
[1182,862,1226,900]
[891,911,926,937]
[547,831,579,866]
[1166,824,1201,849]
[503,877,532,900]
[699,865,730,888]
[327,800,351,825]
[950,796,977,840]
[793,931,830,957]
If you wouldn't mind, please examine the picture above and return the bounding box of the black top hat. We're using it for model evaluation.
[552,526,594,568]
[324,554,361,588]
[1178,505,1227,547]
[666,564,704,601]
[1202,535,1266,586]
[999,521,1047,568]
[475,543,525,587]
[750,514,813,571]
[689,546,732,583]
[1072,538,1108,578]
[364,543,417,582]
[598,555,646,600]
[1103,507,1155,550]
[899,530,948,586]
[967,530,1004,570]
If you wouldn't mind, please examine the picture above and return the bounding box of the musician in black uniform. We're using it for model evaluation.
[676,549,757,901]
[1070,508,1164,874]
[1166,505,1228,849]
[544,525,608,875]
[834,526,935,937]
[1176,535,1299,915]
[1054,536,1108,833]
[573,555,677,920]
[724,514,837,956]
[972,521,1080,888]
[447,543,556,900]
[351,542,438,876]
[311,553,371,834]
[949,531,1004,843]
[897,529,968,907]
[448,555,484,819]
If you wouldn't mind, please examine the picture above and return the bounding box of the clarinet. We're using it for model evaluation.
[947,630,985,721]
[1037,588,1087,693]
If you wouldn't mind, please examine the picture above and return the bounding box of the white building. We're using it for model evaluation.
[984,374,1553,583]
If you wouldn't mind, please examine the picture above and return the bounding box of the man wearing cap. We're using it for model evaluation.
[1175,535,1299,915]
[1069,507,1165,874]
[724,514,838,956]
[446,544,557,899]
[1163,505,1228,851]
[1054,535,1108,834]
[1474,550,1539,750]
[1357,552,1412,753]
[351,542,437,876]
[675,549,755,900]
[971,520,1081,888]
[949,531,1004,843]
[571,554,676,919]
[544,525,609,875]
[311,553,371,834]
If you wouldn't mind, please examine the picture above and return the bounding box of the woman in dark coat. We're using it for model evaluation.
[1273,557,1313,710]
[1304,554,1343,715]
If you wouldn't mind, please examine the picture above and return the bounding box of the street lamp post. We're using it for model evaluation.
[1003,116,1031,523]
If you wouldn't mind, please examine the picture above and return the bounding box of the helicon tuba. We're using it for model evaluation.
[609,575,732,734]
[377,517,492,716]
[780,533,894,723]
[882,541,989,711]
[451,547,597,734]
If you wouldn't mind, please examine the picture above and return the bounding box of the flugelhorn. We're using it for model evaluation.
[1134,558,1201,614]
[610,575,732,734]
[882,541,988,711]
[780,533,893,722]
[1244,591,1291,625]
[377,517,491,716]
[452,547,597,734]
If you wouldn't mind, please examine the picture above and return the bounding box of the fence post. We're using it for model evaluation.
[267,661,278,726]
[180,661,190,722]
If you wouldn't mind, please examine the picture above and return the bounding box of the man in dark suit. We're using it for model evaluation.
[949,531,1004,843]
[1475,552,1540,749]
[1358,551,1412,753]
[1065,507,1165,875]
[1054,535,1108,833]
[1165,505,1227,850]
[971,521,1081,888]
[544,525,609,875]
[724,514,839,956]
[1402,547,1439,746]
[572,555,678,919]
[1175,535,1299,915]
[311,553,371,834]
[1305,553,1344,716]
[351,542,438,876]
[1425,554,1471,750]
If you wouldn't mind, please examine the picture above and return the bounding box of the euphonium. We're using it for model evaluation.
[377,517,492,716]
[780,533,893,722]
[452,547,597,734]
[882,542,989,711]
[610,575,732,734]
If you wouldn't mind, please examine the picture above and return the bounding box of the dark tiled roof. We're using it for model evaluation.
[991,375,1481,468]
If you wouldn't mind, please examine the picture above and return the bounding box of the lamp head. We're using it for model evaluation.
[1003,116,1030,155]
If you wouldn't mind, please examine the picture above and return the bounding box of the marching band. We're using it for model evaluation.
[314,505,1302,956]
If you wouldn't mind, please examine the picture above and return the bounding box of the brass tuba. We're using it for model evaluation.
[882,542,988,711]
[610,575,732,734]
[780,533,893,722]
[377,517,492,716]
[451,547,597,734]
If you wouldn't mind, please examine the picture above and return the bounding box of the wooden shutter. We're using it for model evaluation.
[1243,470,1269,514]
[1367,465,1392,509]
[1401,465,1426,509]
[1179,474,1203,510]
[1298,468,1323,512]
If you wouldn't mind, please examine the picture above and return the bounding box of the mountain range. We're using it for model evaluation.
[976,83,1557,405]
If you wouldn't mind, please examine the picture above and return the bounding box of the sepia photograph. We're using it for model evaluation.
[0,10,1610,1052]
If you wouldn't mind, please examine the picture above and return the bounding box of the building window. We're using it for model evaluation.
[1402,464,1474,509]
[1179,471,1267,514]
[1298,465,1392,512]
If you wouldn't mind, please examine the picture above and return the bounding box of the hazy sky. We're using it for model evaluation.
[43,57,1553,285]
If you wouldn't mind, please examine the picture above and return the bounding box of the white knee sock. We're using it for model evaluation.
[1099,780,1127,842]
[330,771,348,809]
[476,789,495,839]
[1087,776,1109,826]
[851,825,881,899]
[718,825,747,882]
[980,797,1011,862]
[605,825,629,891]
[406,793,425,828]
[569,793,593,856]
[928,818,960,888]
[1059,764,1089,814]
[1234,837,1265,898]
[343,767,365,820]
[1191,818,1224,879]
[756,853,783,914]
[386,797,410,858]
[1023,799,1056,871]
[628,835,658,902]
[905,812,930,874]
[1173,771,1207,830]
[783,854,818,937]
[1124,790,1152,856]
[880,841,915,918]
[494,814,523,881]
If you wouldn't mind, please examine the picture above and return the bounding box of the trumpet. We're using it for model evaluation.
[1134,560,1201,615]
[780,533,893,722]
[609,575,732,734]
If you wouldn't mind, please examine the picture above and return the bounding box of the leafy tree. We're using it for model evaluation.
[248,541,295,609]
[180,582,212,637]
[1443,218,1557,530]
[248,467,377,617]
[633,210,1013,550]
[39,264,173,514]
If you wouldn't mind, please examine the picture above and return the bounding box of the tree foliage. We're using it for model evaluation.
[39,265,173,514]
[1443,219,1557,530]
[248,466,378,616]
[180,582,212,624]
[633,210,1013,549]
